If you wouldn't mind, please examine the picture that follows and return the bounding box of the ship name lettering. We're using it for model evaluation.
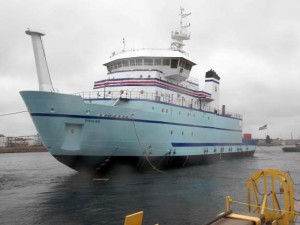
[85,119,101,123]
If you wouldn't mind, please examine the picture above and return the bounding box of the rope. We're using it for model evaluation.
[0,111,28,116]
[131,115,165,174]
[287,171,300,186]
[230,199,300,216]
[281,171,300,201]
[257,146,280,156]
[144,153,166,174]
[249,171,300,204]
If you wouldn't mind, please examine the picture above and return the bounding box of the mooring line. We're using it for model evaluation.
[230,199,300,216]
[0,111,28,116]
[131,114,165,174]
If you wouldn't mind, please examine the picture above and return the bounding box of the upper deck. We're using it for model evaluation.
[103,48,196,82]
[73,90,242,120]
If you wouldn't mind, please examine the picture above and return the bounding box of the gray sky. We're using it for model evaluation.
[0,0,300,139]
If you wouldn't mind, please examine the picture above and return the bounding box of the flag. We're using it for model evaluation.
[259,124,267,130]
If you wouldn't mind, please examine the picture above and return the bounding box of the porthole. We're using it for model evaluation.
[140,75,143,78]
[152,106,154,110]
[148,75,151,78]
[182,131,184,135]
[162,108,164,113]
[171,130,173,135]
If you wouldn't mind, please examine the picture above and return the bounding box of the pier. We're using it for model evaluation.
[0,135,47,153]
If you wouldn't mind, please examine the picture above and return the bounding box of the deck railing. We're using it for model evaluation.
[74,90,242,119]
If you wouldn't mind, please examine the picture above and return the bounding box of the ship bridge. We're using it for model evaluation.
[103,8,194,83]
[103,48,196,82]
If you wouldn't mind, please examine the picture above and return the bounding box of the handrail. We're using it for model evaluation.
[73,90,242,119]
[109,48,190,58]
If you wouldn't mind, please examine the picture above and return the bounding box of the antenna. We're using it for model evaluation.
[171,7,191,52]
[122,38,126,52]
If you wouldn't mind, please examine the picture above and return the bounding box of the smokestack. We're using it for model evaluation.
[25,29,54,92]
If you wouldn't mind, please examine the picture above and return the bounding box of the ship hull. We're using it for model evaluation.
[54,151,254,173]
[282,147,300,152]
[20,91,256,173]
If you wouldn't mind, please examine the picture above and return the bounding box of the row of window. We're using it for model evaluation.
[151,106,211,119]
[170,130,193,136]
[107,58,193,72]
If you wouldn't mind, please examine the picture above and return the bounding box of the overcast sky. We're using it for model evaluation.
[0,0,300,139]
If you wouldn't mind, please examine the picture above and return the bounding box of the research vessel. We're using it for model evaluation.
[21,8,256,173]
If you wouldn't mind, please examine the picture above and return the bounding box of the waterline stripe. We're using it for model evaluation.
[171,143,252,147]
[30,112,242,132]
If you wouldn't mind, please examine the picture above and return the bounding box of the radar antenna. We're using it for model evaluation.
[171,7,191,52]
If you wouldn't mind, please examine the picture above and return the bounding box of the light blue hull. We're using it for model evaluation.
[20,91,255,172]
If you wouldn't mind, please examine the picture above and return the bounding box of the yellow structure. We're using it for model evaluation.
[246,169,295,225]
[226,169,296,225]
[124,211,144,225]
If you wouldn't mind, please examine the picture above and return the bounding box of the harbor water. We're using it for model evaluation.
[0,146,300,225]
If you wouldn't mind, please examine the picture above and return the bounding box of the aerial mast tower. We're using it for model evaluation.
[171,7,191,52]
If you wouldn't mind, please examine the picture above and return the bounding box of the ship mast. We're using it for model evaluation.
[25,29,54,92]
[171,7,191,52]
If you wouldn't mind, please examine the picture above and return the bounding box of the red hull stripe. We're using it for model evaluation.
[94,79,211,98]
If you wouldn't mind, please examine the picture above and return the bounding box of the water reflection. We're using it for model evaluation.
[1,147,300,225]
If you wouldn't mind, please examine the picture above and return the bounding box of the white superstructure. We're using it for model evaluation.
[93,8,222,114]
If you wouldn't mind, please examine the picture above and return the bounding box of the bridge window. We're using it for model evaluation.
[130,59,136,66]
[122,60,129,67]
[163,59,170,66]
[171,59,178,68]
[136,58,142,66]
[179,59,185,68]
[144,58,153,65]
[107,64,112,72]
[116,61,122,68]
[184,63,192,71]
[154,59,161,65]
